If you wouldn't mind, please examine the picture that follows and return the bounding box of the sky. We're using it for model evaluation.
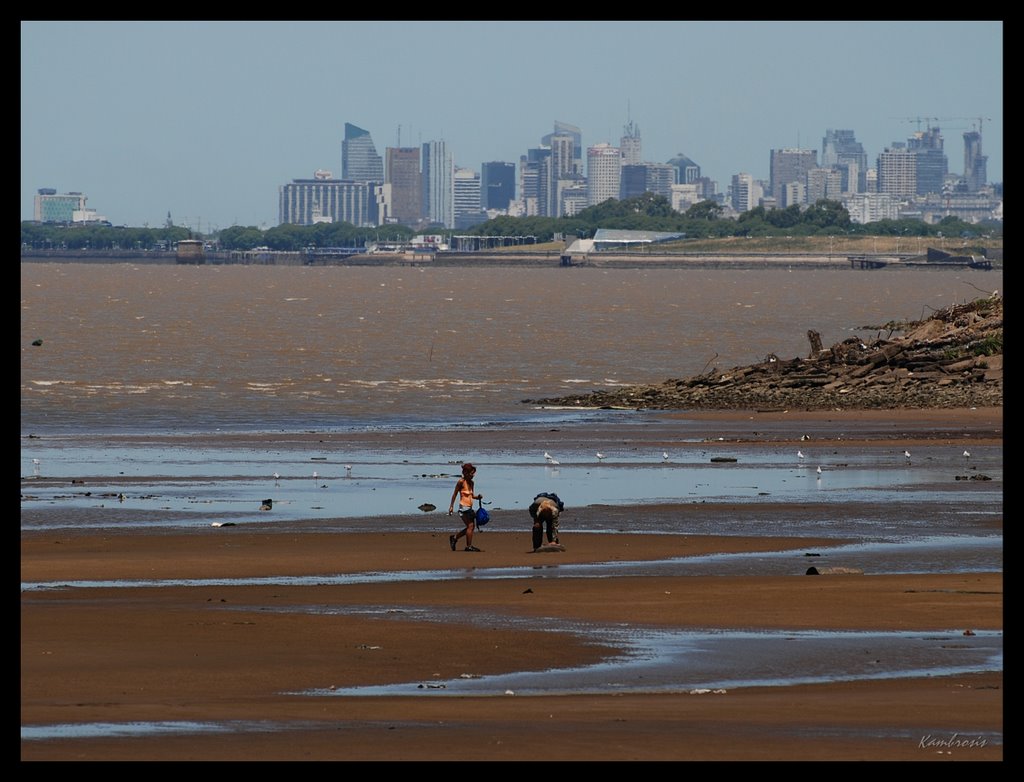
[21,20,1003,231]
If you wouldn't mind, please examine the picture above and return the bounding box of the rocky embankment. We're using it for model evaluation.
[525,296,1003,411]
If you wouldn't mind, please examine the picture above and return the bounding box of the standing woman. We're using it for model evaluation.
[448,463,483,552]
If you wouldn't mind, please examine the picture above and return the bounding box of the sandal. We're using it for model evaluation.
[465,546,482,552]
[449,535,457,551]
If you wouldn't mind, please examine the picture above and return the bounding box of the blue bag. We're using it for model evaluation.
[475,503,491,526]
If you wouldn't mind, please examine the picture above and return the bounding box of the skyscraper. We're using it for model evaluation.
[821,129,868,193]
[908,126,947,196]
[341,123,384,182]
[963,130,987,192]
[520,147,550,217]
[422,140,454,228]
[480,161,515,211]
[620,164,648,200]
[453,167,486,229]
[386,147,422,226]
[769,148,818,206]
[729,173,760,213]
[667,154,700,185]
[543,121,582,175]
[876,145,917,198]
[587,143,622,206]
[544,133,576,216]
[620,120,641,166]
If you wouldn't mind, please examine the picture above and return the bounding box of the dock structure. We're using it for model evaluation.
[848,255,887,269]
[175,239,205,264]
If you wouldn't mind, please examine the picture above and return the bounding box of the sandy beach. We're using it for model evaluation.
[20,408,1003,761]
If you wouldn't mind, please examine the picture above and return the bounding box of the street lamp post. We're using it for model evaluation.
[828,235,834,261]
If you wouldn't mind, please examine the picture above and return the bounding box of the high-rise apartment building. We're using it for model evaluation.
[821,129,868,193]
[480,161,515,211]
[341,123,384,182]
[278,175,380,226]
[876,145,917,198]
[421,140,454,228]
[586,143,621,206]
[386,147,422,226]
[729,173,760,213]
[805,167,844,203]
[769,148,818,206]
[962,130,987,192]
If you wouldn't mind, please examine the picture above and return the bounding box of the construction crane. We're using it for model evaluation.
[890,116,933,131]
[891,116,992,134]
[929,116,989,134]
[952,117,993,135]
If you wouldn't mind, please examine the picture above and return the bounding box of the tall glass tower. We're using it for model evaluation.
[421,140,454,228]
[341,123,384,182]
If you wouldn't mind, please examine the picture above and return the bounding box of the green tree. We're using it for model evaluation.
[684,200,723,221]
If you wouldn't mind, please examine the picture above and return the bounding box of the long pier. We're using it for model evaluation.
[20,248,997,270]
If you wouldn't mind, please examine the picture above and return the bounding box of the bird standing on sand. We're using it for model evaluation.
[662,451,669,461]
[816,466,823,478]
[544,452,559,465]
[274,472,280,485]
[797,450,805,460]
[596,452,606,461]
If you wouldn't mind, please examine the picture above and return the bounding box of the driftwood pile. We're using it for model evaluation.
[525,296,1003,411]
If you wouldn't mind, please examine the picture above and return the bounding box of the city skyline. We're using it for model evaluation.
[21,21,1002,230]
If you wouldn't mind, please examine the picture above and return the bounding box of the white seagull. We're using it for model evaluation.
[544,452,559,465]
[662,451,670,461]
[963,449,971,460]
[904,450,911,460]
[312,470,318,481]
[816,465,823,476]
[273,471,280,485]
[797,450,805,460]
[596,452,606,461]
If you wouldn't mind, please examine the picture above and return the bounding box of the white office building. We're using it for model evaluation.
[587,143,622,206]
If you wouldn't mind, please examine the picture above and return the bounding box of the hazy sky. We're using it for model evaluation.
[21,20,1002,231]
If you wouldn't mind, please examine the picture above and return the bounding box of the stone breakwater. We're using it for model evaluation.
[525,297,1003,412]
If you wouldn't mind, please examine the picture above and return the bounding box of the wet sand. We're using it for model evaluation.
[20,408,1003,761]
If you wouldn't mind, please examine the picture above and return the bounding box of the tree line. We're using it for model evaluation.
[22,196,1000,252]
